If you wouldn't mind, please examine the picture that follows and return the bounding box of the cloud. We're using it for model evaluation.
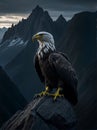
[0,14,28,28]
[0,0,96,14]
[0,0,97,27]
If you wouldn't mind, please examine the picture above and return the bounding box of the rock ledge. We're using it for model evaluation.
[1,96,77,130]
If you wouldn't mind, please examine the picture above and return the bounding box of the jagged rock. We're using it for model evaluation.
[1,96,77,130]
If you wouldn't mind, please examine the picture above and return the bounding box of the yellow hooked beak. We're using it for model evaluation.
[32,34,43,42]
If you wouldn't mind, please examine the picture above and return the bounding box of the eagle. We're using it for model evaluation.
[32,31,78,105]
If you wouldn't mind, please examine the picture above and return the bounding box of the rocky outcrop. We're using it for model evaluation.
[0,60,77,129]
[1,96,77,130]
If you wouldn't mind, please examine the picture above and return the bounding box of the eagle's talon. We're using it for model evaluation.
[53,94,64,100]
[37,91,49,97]
[36,86,50,97]
[49,87,64,100]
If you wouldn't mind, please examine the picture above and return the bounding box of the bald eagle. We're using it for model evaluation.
[32,32,78,105]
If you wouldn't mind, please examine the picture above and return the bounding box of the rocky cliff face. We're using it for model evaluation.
[0,66,27,127]
[1,96,77,130]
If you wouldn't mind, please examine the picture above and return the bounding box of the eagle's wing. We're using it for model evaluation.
[56,51,70,61]
[34,54,45,83]
[49,52,78,105]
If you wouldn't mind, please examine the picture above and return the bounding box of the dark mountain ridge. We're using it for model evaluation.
[2,5,67,44]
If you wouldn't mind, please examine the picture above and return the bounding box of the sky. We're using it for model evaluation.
[0,0,97,28]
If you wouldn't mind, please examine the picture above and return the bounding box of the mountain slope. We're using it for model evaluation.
[0,27,7,43]
[0,66,27,127]
[59,12,96,73]
[0,38,28,66]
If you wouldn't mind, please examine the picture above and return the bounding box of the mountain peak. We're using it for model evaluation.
[32,5,43,13]
[35,5,42,10]
[28,5,44,21]
[43,11,53,22]
[56,14,66,23]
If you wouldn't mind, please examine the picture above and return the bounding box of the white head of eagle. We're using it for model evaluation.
[32,31,56,58]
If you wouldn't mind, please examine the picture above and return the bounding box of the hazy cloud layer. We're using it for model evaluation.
[0,14,28,28]
[0,0,96,27]
[0,0,96,13]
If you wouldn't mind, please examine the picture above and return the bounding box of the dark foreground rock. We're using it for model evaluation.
[1,96,77,130]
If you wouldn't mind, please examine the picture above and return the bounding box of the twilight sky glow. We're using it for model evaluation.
[0,0,97,28]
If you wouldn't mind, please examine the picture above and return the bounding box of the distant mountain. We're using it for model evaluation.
[0,6,97,129]
[0,37,28,66]
[0,5,66,66]
[2,5,67,44]
[0,66,27,127]
[0,27,7,43]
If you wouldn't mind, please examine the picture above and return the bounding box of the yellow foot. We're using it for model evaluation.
[36,86,50,97]
[49,87,64,100]
[38,91,49,97]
